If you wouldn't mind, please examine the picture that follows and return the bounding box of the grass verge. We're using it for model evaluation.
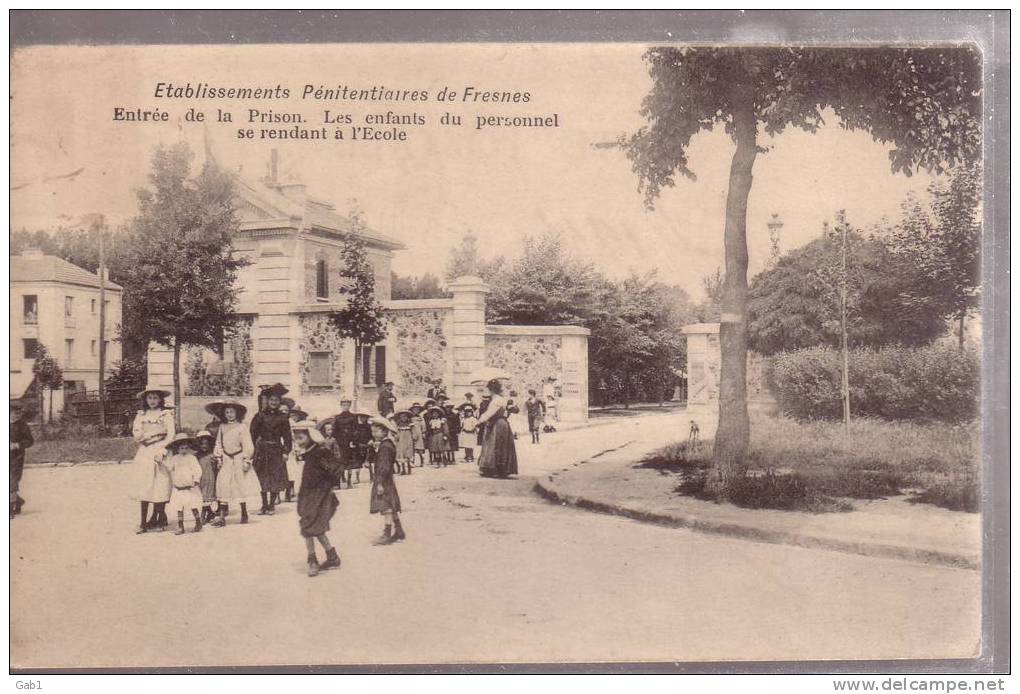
[641,413,979,513]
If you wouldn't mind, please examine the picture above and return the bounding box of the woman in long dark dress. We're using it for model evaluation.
[475,379,519,479]
[249,384,292,515]
[369,416,405,545]
[292,421,343,577]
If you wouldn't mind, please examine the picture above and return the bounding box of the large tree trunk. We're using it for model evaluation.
[172,338,182,428]
[711,95,758,482]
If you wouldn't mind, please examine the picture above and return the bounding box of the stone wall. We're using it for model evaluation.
[484,334,563,398]
[386,308,449,395]
[297,314,348,395]
[183,317,255,397]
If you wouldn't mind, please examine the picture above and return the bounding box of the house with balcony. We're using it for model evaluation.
[10,248,123,420]
[145,154,590,428]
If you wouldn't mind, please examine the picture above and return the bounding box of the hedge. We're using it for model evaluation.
[767,344,979,423]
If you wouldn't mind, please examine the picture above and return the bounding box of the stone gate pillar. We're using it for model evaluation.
[682,322,721,439]
[448,275,489,400]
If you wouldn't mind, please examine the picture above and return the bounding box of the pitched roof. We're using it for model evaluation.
[10,252,123,290]
[234,175,406,251]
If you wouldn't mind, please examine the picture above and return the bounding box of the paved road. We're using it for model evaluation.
[11,412,980,668]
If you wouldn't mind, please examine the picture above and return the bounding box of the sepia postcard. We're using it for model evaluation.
[7,10,1008,676]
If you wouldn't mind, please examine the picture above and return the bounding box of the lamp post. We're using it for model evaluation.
[83,213,107,428]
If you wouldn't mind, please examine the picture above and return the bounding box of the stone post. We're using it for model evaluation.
[448,275,489,400]
[681,322,721,439]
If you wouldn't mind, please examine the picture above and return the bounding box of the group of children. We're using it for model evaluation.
[128,383,405,578]
[391,396,480,473]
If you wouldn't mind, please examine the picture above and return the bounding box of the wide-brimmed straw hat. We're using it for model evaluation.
[369,415,398,434]
[291,419,324,443]
[194,430,215,441]
[205,400,248,422]
[137,384,172,401]
[166,432,196,451]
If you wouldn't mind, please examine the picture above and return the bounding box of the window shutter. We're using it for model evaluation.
[309,352,331,388]
[316,259,329,299]
[375,346,386,386]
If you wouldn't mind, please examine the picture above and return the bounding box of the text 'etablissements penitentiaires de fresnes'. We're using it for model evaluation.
[111,82,562,142]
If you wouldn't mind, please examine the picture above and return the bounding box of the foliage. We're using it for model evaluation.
[748,215,947,355]
[31,343,64,392]
[118,142,248,417]
[888,162,982,344]
[105,356,148,390]
[619,44,983,469]
[391,271,449,299]
[444,232,505,282]
[767,344,979,422]
[329,206,388,357]
[622,46,981,206]
[650,411,979,513]
[120,143,247,352]
[457,231,694,405]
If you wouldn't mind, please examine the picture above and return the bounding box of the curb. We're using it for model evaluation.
[533,479,980,572]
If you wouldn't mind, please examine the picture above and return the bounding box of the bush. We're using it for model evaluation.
[767,344,979,423]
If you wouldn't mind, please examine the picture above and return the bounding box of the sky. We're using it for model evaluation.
[10,43,937,298]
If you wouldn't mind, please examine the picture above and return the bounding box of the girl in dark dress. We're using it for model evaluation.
[476,379,519,479]
[369,416,405,545]
[444,403,461,464]
[292,421,344,577]
[249,384,292,515]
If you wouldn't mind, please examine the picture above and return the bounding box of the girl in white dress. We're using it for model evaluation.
[132,387,175,534]
[210,400,258,527]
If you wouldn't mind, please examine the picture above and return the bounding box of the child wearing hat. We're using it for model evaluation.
[393,410,414,476]
[409,403,427,468]
[444,402,461,464]
[457,403,478,463]
[164,434,205,535]
[424,404,448,466]
[292,421,344,577]
[9,402,33,518]
[332,398,358,488]
[210,400,258,527]
[194,430,219,524]
[369,416,405,545]
[132,386,175,534]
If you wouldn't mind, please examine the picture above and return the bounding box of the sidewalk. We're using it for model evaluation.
[534,435,981,571]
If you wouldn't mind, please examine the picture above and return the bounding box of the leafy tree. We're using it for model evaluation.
[391,271,449,299]
[747,224,947,356]
[890,163,981,348]
[105,356,148,391]
[31,343,63,431]
[329,207,388,402]
[485,232,598,326]
[445,231,503,282]
[119,143,248,425]
[620,45,981,478]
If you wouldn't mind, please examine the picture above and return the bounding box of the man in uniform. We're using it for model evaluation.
[332,397,359,488]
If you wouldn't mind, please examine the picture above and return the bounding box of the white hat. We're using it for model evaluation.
[291,419,324,444]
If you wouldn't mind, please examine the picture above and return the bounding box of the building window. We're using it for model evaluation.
[65,339,74,365]
[23,295,38,324]
[308,352,332,389]
[65,296,74,317]
[91,340,97,357]
[315,259,329,300]
[91,299,97,314]
[23,339,39,359]
[357,345,386,386]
